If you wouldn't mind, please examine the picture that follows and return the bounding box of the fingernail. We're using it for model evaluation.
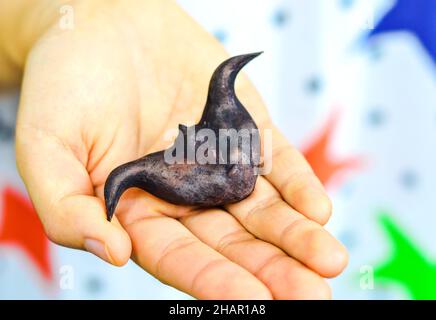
[84,238,114,264]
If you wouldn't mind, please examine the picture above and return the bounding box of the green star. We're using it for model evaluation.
[374,211,436,299]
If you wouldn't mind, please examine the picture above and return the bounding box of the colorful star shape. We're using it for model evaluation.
[0,186,52,282]
[368,0,436,63]
[374,211,436,299]
[302,110,364,189]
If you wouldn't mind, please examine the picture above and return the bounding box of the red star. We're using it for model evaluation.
[302,109,365,189]
[0,186,52,281]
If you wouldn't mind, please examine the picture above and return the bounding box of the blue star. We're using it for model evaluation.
[368,0,436,63]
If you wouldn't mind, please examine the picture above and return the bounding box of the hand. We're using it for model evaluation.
[15,0,347,299]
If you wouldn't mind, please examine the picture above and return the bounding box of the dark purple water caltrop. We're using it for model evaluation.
[104,52,263,221]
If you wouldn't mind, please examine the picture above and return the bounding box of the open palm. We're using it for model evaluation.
[16,0,347,299]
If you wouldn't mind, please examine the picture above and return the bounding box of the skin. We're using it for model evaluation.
[1,0,348,299]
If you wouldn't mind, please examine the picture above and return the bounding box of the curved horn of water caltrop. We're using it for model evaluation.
[104,52,263,221]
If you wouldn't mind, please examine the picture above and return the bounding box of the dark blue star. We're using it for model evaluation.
[368,0,436,63]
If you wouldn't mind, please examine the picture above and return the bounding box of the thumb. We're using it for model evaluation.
[16,125,132,266]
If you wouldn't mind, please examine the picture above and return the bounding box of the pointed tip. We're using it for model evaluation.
[104,166,125,222]
[250,51,264,57]
[234,51,264,64]
[104,191,115,222]
[203,51,264,117]
[103,160,144,223]
[105,201,114,222]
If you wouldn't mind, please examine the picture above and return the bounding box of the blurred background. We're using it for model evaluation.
[0,0,435,299]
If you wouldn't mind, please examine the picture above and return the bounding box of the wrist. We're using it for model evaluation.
[0,0,177,88]
[0,0,73,87]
